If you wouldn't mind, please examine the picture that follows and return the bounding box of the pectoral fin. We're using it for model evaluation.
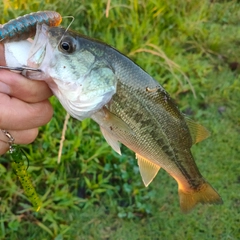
[185,117,210,144]
[100,127,121,155]
[95,107,135,156]
[103,107,133,135]
[136,153,161,187]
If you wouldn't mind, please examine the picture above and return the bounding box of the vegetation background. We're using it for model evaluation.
[0,0,239,239]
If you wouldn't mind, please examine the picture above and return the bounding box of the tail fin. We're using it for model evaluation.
[178,182,223,213]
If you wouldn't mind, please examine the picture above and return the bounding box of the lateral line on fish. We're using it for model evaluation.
[145,88,198,187]
[128,83,198,187]
[172,151,202,189]
[122,82,178,166]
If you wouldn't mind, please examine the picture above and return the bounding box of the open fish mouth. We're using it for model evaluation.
[3,24,50,78]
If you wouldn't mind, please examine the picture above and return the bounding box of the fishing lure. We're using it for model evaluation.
[11,146,42,212]
[0,10,62,43]
[2,130,42,211]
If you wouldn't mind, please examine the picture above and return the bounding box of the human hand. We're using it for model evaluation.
[0,44,53,155]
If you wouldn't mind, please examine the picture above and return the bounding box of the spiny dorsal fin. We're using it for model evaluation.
[100,126,121,155]
[185,117,210,145]
[136,153,161,187]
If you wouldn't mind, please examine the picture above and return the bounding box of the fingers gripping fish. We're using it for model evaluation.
[0,11,62,211]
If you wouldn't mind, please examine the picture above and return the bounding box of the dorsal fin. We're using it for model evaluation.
[136,153,161,187]
[185,117,210,144]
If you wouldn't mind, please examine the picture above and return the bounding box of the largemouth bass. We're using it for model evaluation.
[6,24,223,213]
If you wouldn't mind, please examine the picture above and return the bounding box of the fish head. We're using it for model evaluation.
[27,24,117,120]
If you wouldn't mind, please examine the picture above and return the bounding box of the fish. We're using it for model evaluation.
[10,145,42,212]
[5,23,223,213]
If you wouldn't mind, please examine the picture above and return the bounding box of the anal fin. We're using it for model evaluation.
[136,153,161,187]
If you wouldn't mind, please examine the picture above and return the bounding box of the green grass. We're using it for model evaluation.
[0,0,240,239]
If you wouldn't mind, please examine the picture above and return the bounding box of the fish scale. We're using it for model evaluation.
[107,82,189,164]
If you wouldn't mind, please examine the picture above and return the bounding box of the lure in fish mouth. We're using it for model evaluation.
[4,23,223,213]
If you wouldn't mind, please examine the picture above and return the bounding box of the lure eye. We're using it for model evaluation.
[59,37,76,53]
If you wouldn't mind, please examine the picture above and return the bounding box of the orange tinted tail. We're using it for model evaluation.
[178,182,223,213]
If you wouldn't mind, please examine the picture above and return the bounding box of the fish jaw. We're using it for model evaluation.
[27,25,117,120]
[5,40,32,68]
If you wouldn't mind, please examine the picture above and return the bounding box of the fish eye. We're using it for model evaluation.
[61,42,70,51]
[59,37,76,53]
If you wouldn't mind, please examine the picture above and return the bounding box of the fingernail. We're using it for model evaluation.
[0,82,10,94]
